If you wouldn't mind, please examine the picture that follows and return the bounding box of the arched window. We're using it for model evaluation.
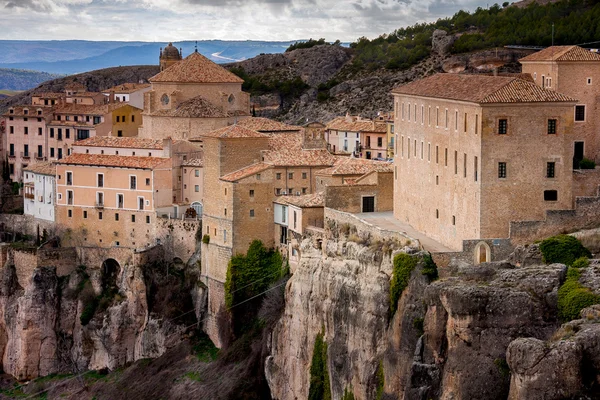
[228,94,235,104]
[161,94,170,106]
[192,202,203,216]
[474,241,491,265]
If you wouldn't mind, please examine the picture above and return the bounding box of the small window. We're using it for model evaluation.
[99,212,103,220]
[452,216,456,226]
[302,172,307,179]
[276,173,281,180]
[224,208,227,216]
[83,210,87,219]
[547,162,556,178]
[145,178,150,186]
[575,105,585,122]
[544,190,558,201]
[194,185,199,192]
[130,176,137,189]
[195,169,200,177]
[436,209,439,219]
[288,172,293,179]
[276,188,281,195]
[115,213,119,221]
[587,77,592,85]
[547,119,557,134]
[250,209,255,217]
[68,209,72,218]
[131,215,136,222]
[498,119,508,134]
[249,189,254,197]
[146,216,150,223]
[256,174,261,180]
[498,162,507,178]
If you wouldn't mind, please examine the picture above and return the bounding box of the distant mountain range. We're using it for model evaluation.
[0,40,302,76]
[0,69,63,91]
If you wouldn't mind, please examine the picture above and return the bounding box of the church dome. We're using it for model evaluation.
[162,43,181,60]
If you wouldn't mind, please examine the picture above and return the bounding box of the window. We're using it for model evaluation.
[428,143,431,161]
[421,142,423,159]
[455,110,458,131]
[464,113,467,132]
[436,146,439,164]
[276,173,281,180]
[436,209,439,219]
[37,145,42,158]
[50,148,55,158]
[548,119,557,134]
[194,185,199,192]
[302,172,307,179]
[145,178,150,186]
[249,209,255,217]
[117,194,124,208]
[83,210,87,219]
[474,156,478,181]
[115,213,119,221]
[498,162,507,178]
[547,162,556,178]
[452,216,456,226]
[130,176,137,189]
[256,173,261,180]
[116,116,120,122]
[9,144,14,156]
[444,148,448,167]
[276,188,281,195]
[475,115,479,134]
[132,115,135,123]
[302,187,307,194]
[97,174,104,188]
[249,189,254,197]
[454,151,458,174]
[68,209,72,218]
[463,153,467,178]
[38,127,42,136]
[498,119,508,134]
[445,109,448,129]
[575,105,585,122]
[146,216,150,223]
[8,164,13,175]
[544,190,558,201]
[138,197,144,210]
[117,131,123,137]
[99,212,103,220]
[66,172,73,185]
[377,137,383,147]
[66,129,70,139]
[224,208,227,216]
[288,172,294,179]
[9,126,13,134]
[132,215,136,222]
[587,78,592,85]
[24,127,28,135]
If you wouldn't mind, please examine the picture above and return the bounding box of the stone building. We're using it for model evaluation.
[159,43,183,72]
[520,45,600,165]
[392,73,577,251]
[102,83,151,109]
[23,162,56,222]
[325,115,389,158]
[138,48,250,140]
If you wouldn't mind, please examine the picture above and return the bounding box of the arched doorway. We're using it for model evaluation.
[191,202,203,216]
[101,258,121,293]
[473,242,491,265]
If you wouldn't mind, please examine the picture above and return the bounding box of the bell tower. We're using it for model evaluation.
[159,42,183,71]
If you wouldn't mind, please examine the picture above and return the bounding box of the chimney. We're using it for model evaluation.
[163,137,172,158]
[493,68,498,77]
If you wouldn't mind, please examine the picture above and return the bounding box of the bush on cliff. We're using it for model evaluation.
[389,253,418,316]
[308,331,332,400]
[421,253,439,281]
[540,235,591,266]
[558,267,600,321]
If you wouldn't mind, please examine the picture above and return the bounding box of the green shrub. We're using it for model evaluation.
[308,332,332,400]
[494,358,510,378]
[375,361,384,400]
[572,257,590,269]
[421,253,438,281]
[413,317,424,336]
[316,91,330,102]
[286,38,327,52]
[389,253,418,316]
[539,235,591,266]
[202,234,210,244]
[558,267,600,321]
[579,158,596,169]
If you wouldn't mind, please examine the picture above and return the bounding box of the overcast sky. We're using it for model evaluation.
[0,0,493,42]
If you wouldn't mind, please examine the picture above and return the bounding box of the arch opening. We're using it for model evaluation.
[101,258,121,294]
[473,242,491,265]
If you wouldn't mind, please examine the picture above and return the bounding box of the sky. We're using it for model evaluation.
[0,0,494,42]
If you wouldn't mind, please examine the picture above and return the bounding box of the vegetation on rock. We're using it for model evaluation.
[389,253,418,316]
[540,235,591,266]
[286,38,328,52]
[375,361,385,400]
[202,234,210,244]
[342,387,356,400]
[572,257,591,269]
[229,66,309,97]
[558,267,600,321]
[308,331,332,400]
[421,253,439,281]
[0,68,62,91]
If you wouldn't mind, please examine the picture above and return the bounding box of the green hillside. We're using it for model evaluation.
[0,68,63,91]
[350,0,600,72]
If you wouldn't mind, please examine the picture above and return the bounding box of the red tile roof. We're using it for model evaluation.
[154,95,227,118]
[102,83,151,94]
[57,153,169,169]
[237,117,303,132]
[74,137,166,149]
[3,106,54,118]
[53,102,133,116]
[520,46,600,62]
[220,163,272,182]
[276,192,324,208]
[316,157,392,176]
[326,117,387,133]
[23,162,56,176]
[392,73,577,104]
[182,158,203,167]
[195,125,270,139]
[149,51,244,84]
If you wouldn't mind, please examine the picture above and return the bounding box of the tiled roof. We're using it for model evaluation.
[391,73,577,104]
[326,117,386,133]
[32,92,64,99]
[182,158,203,167]
[74,137,165,149]
[220,162,272,182]
[149,51,244,84]
[316,157,392,176]
[520,46,600,62]
[3,105,54,118]
[103,83,151,94]
[264,148,336,167]
[57,153,169,169]
[53,102,132,116]
[276,192,324,208]
[237,117,303,132]
[196,125,270,139]
[23,162,56,176]
[154,95,227,118]
[70,92,103,98]
[267,131,303,151]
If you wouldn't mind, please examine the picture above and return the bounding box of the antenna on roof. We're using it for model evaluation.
[552,23,554,46]
[195,41,198,53]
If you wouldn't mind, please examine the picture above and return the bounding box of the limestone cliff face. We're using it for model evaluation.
[0,257,205,381]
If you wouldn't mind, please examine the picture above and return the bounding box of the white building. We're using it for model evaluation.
[23,162,56,222]
[102,83,151,110]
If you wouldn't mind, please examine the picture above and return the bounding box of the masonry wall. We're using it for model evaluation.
[573,168,600,198]
[4,114,49,182]
[154,217,200,262]
[325,182,393,214]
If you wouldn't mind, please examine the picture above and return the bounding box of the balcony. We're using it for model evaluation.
[21,152,30,159]
[8,154,15,159]
[35,154,45,160]
[24,193,34,200]
[95,201,104,209]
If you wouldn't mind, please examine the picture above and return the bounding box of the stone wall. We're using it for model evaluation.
[0,214,55,238]
[154,217,200,263]
[432,238,514,268]
[12,249,37,289]
[37,247,78,276]
[325,182,393,214]
[573,169,600,198]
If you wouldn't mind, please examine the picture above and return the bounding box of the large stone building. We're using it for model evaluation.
[520,45,600,166]
[138,48,250,140]
[392,73,577,251]
[23,162,56,222]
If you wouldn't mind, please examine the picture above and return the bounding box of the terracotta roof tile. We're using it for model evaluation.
[3,105,54,118]
[326,117,386,133]
[182,158,203,167]
[520,46,600,62]
[153,95,227,118]
[267,131,303,151]
[23,162,56,176]
[74,137,166,149]
[316,157,392,176]
[276,192,324,208]
[57,153,169,169]
[149,51,244,84]
[220,163,272,182]
[53,102,134,116]
[237,117,303,132]
[102,83,151,94]
[195,125,270,139]
[32,92,64,99]
[264,148,336,167]
[392,73,576,104]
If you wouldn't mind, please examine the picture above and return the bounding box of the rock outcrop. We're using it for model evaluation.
[431,30,457,56]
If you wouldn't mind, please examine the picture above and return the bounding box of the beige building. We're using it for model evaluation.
[138,48,250,140]
[23,162,56,222]
[392,73,577,251]
[102,83,151,109]
[520,45,600,166]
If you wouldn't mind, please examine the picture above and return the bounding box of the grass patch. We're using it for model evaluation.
[375,361,384,400]
[494,358,510,378]
[184,371,203,382]
[192,332,219,362]
[389,253,418,316]
[308,331,331,400]
[558,267,600,321]
[539,235,591,266]
[421,253,438,281]
[572,257,590,269]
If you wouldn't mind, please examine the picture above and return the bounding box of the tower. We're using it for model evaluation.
[159,42,182,71]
